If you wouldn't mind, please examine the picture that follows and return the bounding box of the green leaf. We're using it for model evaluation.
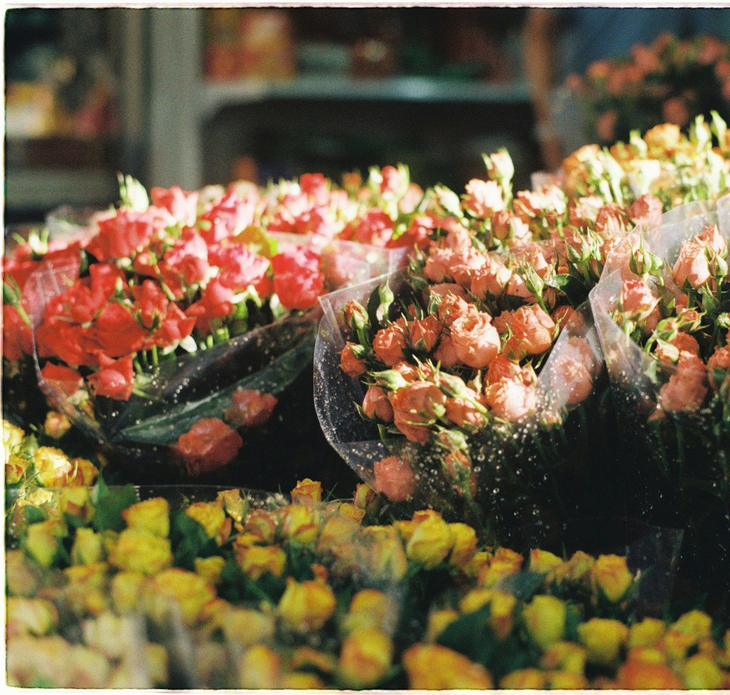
[24,505,48,526]
[496,571,545,601]
[546,274,588,308]
[233,226,278,258]
[169,510,217,570]
[91,484,138,533]
[437,604,496,664]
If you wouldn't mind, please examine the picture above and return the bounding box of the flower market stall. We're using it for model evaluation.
[5,115,730,689]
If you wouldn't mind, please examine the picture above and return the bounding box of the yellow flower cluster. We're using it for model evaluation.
[6,465,730,689]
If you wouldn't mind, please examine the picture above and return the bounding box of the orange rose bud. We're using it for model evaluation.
[340,342,367,378]
[403,643,493,689]
[373,455,416,502]
[224,389,277,428]
[617,661,683,689]
[291,478,322,505]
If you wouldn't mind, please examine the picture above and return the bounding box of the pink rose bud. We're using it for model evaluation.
[444,393,485,430]
[408,316,442,353]
[696,224,727,256]
[673,240,711,289]
[486,354,523,384]
[373,456,416,502]
[484,378,537,423]
[391,381,447,444]
[462,179,506,219]
[471,258,512,300]
[434,292,472,326]
[630,195,663,230]
[450,312,501,369]
[619,278,659,321]
[433,334,461,369]
[424,248,455,283]
[372,319,408,368]
[551,355,594,407]
[708,346,730,390]
[340,343,367,378]
[362,386,394,422]
[512,305,556,356]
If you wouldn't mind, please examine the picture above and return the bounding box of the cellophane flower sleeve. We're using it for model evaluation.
[589,192,730,598]
[315,269,616,538]
[26,236,397,480]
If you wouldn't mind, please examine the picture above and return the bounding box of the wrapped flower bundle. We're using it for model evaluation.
[3,176,401,479]
[3,426,710,690]
[590,193,730,595]
[568,34,730,144]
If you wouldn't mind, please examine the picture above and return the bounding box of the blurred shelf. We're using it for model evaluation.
[6,168,119,211]
[202,75,531,119]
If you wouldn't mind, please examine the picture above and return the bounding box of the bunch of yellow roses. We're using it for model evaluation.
[4,419,730,689]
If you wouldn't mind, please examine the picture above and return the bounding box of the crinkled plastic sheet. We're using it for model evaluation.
[24,238,397,477]
[589,193,730,598]
[314,269,618,535]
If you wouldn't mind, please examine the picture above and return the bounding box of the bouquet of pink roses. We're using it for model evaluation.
[3,176,395,479]
[590,193,730,595]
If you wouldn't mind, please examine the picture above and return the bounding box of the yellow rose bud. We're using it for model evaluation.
[394,519,418,543]
[547,670,588,689]
[338,627,393,687]
[6,597,58,637]
[67,457,99,486]
[335,502,365,523]
[523,595,567,650]
[3,419,25,461]
[23,521,61,567]
[361,526,408,582]
[529,548,563,575]
[33,446,75,487]
[403,643,493,689]
[239,645,281,689]
[6,454,29,483]
[449,523,478,568]
[237,544,286,581]
[720,629,730,668]
[427,609,460,642]
[122,497,170,538]
[71,528,104,565]
[216,489,248,526]
[290,646,337,674]
[195,556,226,585]
[279,504,320,546]
[683,656,725,690]
[63,563,110,616]
[344,588,391,633]
[629,617,666,648]
[244,509,277,543]
[541,641,587,674]
[145,568,215,626]
[221,607,276,646]
[500,668,547,689]
[671,610,712,639]
[554,550,594,585]
[617,660,683,689]
[111,572,147,614]
[459,588,493,614]
[591,554,633,603]
[291,478,322,505]
[43,410,72,439]
[627,646,667,664]
[186,501,231,545]
[406,514,454,569]
[145,643,169,687]
[354,482,379,515]
[278,577,336,632]
[58,487,95,523]
[578,618,629,665]
[490,590,517,639]
[479,547,524,587]
[109,528,172,575]
[317,515,360,555]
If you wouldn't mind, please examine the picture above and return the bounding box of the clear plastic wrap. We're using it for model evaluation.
[589,193,730,599]
[314,269,619,536]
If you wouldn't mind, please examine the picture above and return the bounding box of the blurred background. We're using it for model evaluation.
[6,6,730,224]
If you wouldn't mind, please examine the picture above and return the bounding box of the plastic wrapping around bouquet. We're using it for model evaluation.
[590,193,730,601]
[314,269,621,538]
[24,231,404,484]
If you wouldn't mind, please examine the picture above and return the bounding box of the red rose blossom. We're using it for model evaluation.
[224,389,278,428]
[87,354,135,401]
[172,417,243,476]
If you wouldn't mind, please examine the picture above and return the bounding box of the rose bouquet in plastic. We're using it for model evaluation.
[590,193,730,595]
[4,176,395,479]
[567,34,730,144]
[315,211,617,535]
